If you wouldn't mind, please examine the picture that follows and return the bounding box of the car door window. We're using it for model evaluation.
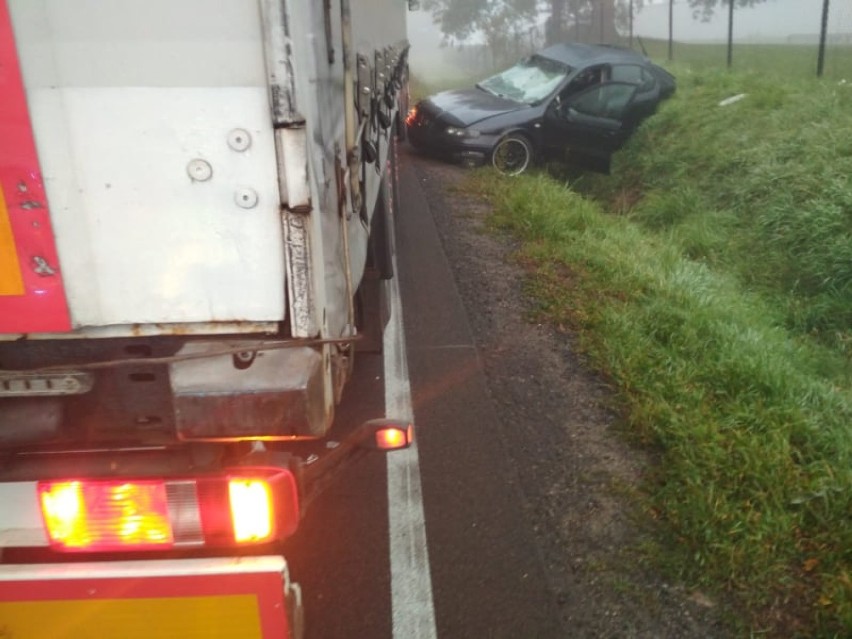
[564,64,609,96]
[639,68,657,92]
[611,64,641,83]
[568,83,637,120]
[611,65,657,93]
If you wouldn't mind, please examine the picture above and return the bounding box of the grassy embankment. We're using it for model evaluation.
[461,69,851,636]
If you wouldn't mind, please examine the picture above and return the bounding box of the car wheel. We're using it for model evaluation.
[491,134,533,176]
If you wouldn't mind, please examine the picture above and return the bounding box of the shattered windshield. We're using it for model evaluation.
[477,55,571,104]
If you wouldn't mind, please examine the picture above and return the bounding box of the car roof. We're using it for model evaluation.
[537,43,648,68]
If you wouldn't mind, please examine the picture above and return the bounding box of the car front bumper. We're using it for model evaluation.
[407,123,497,166]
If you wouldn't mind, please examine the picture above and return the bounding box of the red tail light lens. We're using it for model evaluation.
[39,480,173,551]
[228,478,274,544]
[38,468,299,553]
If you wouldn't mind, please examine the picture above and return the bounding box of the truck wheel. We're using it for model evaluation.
[355,137,396,353]
[355,271,386,353]
[491,133,534,176]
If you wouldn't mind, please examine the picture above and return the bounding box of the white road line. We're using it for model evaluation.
[384,156,438,639]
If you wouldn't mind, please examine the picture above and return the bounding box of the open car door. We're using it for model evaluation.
[542,82,639,163]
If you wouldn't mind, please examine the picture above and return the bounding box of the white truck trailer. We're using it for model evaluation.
[0,1,411,636]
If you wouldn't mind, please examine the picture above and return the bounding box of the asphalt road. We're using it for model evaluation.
[285,147,565,639]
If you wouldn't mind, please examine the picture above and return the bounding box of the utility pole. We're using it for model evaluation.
[817,0,830,77]
[668,0,673,61]
[727,0,735,68]
[629,0,634,48]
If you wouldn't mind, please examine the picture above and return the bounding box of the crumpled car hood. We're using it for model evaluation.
[424,88,526,128]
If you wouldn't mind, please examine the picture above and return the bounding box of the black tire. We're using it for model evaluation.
[491,133,534,176]
[355,137,395,354]
[354,273,386,354]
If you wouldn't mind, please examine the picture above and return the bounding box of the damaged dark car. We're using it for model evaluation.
[406,43,676,174]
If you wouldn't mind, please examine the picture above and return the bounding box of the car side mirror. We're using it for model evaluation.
[561,105,578,121]
[551,96,571,120]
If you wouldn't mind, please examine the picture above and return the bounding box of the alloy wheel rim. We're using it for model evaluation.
[493,139,530,175]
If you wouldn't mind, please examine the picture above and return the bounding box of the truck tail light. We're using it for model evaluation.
[228,478,274,543]
[39,481,173,551]
[38,469,299,553]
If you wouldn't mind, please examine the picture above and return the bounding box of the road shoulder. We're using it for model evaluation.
[407,148,733,638]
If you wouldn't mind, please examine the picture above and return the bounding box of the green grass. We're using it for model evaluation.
[460,67,852,637]
[582,68,852,359]
[638,39,852,82]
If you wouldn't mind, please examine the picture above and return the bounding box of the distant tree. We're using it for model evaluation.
[687,0,770,22]
[421,0,536,42]
[420,0,538,66]
[545,0,622,45]
[423,0,633,50]
[422,0,771,54]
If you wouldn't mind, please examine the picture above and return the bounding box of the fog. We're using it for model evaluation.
[407,0,851,84]
[636,0,850,43]
[407,9,486,85]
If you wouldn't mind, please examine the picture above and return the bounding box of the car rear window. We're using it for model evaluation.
[610,65,656,92]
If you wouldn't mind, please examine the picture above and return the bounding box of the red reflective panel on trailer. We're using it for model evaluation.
[0,0,71,333]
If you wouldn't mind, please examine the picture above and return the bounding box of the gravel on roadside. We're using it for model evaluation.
[407,148,735,638]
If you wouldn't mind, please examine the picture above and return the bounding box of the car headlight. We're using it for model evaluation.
[445,126,481,138]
